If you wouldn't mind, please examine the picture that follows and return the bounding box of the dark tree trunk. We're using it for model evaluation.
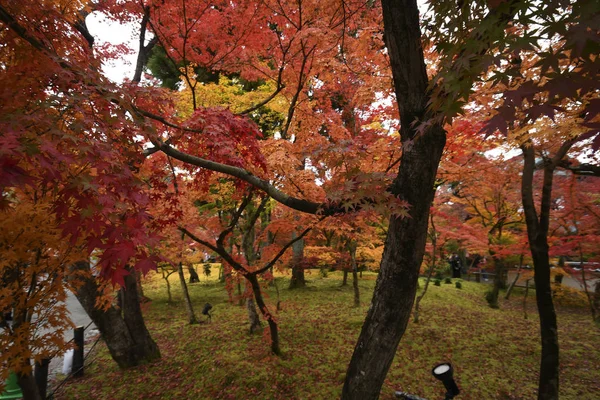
[352,270,360,308]
[341,0,445,397]
[178,262,198,324]
[162,269,173,303]
[487,257,505,309]
[17,363,41,400]
[521,143,564,400]
[523,278,531,320]
[135,270,150,303]
[119,269,162,363]
[237,277,244,306]
[70,262,161,369]
[342,1,519,396]
[288,232,306,289]
[342,120,444,398]
[246,296,262,334]
[349,243,360,307]
[247,274,280,355]
[188,265,200,283]
[12,315,41,400]
[594,281,600,320]
[342,270,348,286]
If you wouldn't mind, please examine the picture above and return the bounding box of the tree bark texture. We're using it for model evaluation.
[247,274,280,355]
[17,363,41,400]
[349,243,360,307]
[488,257,505,308]
[521,145,559,400]
[246,297,262,334]
[70,262,161,369]
[178,262,198,324]
[341,0,446,398]
[135,270,150,303]
[288,232,306,288]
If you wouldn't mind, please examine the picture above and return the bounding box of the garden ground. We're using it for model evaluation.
[53,270,600,399]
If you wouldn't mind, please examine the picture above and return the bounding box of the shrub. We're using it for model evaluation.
[434,279,441,286]
[455,281,462,289]
[444,277,452,284]
[552,284,588,307]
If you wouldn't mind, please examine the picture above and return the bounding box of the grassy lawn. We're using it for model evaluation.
[55,270,600,399]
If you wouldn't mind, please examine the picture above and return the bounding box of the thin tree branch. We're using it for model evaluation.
[154,140,326,214]
[73,9,95,49]
[217,191,254,248]
[251,218,324,276]
[177,227,242,272]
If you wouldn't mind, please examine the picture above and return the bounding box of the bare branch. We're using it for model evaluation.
[251,219,323,276]
[214,190,255,252]
[178,227,242,271]
[558,161,600,177]
[155,140,327,214]
[73,8,95,49]
[131,106,205,134]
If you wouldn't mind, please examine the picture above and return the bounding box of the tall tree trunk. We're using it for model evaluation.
[135,270,150,303]
[349,242,360,307]
[247,274,280,355]
[342,130,445,397]
[579,247,598,322]
[487,257,505,309]
[162,269,173,303]
[246,296,262,334]
[16,360,41,400]
[70,262,161,369]
[342,1,519,396]
[11,310,42,400]
[120,268,162,363]
[288,232,306,289]
[523,278,531,320]
[342,270,348,286]
[237,277,244,306]
[521,144,562,400]
[341,1,446,397]
[178,262,198,324]
[594,281,600,320]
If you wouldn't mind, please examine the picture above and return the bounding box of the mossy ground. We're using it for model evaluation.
[55,270,600,399]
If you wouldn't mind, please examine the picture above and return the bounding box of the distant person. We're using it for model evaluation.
[450,254,462,278]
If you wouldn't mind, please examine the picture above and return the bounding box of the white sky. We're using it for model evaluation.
[86,12,139,83]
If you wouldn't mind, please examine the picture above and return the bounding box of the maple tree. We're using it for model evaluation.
[443,148,526,308]
[1,1,598,400]
[549,172,600,321]
[469,20,599,396]
[0,189,86,399]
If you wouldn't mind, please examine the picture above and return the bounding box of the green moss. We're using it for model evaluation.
[56,271,600,400]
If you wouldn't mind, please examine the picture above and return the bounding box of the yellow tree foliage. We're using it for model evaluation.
[0,190,86,385]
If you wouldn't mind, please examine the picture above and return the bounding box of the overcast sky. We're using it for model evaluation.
[86,12,139,83]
